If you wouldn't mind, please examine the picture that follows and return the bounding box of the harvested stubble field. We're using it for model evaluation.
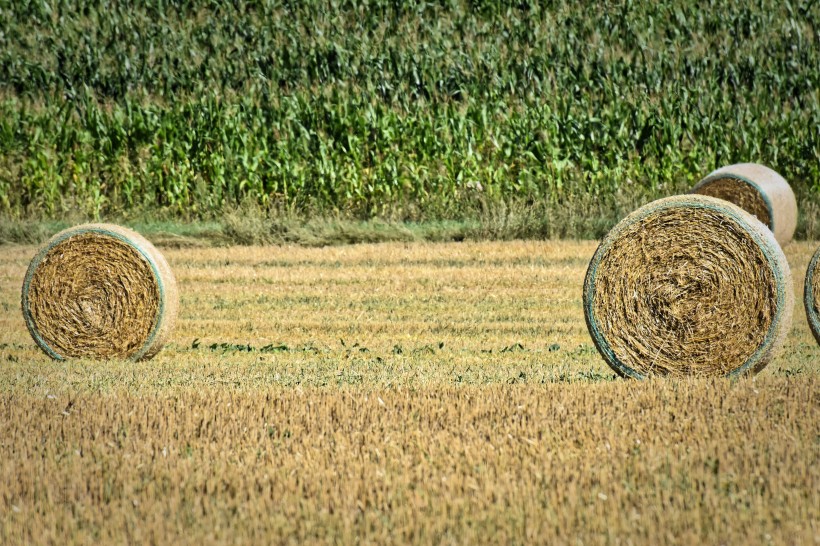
[0,240,818,545]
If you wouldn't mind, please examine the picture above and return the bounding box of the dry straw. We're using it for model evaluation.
[21,223,178,360]
[806,245,820,345]
[690,162,798,246]
[583,195,793,379]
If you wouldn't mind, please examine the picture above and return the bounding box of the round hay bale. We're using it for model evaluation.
[690,162,798,246]
[806,245,820,346]
[583,195,793,379]
[21,223,178,360]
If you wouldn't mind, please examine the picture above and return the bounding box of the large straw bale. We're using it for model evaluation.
[583,195,793,378]
[21,223,178,360]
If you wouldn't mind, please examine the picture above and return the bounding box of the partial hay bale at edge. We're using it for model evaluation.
[21,223,179,361]
[690,162,798,246]
[806,245,820,346]
[583,195,794,379]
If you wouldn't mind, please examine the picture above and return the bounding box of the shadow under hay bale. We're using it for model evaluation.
[806,245,820,346]
[21,224,178,360]
[583,195,793,379]
[690,162,798,246]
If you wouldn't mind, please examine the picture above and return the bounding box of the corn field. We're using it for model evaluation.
[0,0,819,227]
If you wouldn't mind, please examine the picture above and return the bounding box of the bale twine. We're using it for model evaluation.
[806,245,820,345]
[583,195,793,379]
[21,223,178,360]
[690,163,798,246]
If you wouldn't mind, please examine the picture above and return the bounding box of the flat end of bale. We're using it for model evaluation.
[691,163,798,246]
[21,223,178,361]
[806,246,820,346]
[583,195,793,379]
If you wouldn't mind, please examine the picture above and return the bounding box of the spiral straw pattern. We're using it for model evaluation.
[22,224,178,360]
[583,195,793,379]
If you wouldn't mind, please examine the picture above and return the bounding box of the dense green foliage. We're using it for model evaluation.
[0,0,818,225]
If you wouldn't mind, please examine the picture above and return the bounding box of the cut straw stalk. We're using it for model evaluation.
[690,163,798,246]
[21,224,178,360]
[583,195,793,379]
[806,245,820,345]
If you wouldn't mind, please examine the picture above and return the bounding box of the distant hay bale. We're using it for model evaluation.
[21,224,178,360]
[806,245,820,345]
[583,195,793,379]
[690,163,798,246]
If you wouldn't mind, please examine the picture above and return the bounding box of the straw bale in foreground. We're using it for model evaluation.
[21,223,178,360]
[583,195,793,378]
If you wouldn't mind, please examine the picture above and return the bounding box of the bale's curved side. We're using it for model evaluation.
[806,245,820,346]
[122,227,179,360]
[21,223,178,361]
[691,163,798,246]
[583,195,793,379]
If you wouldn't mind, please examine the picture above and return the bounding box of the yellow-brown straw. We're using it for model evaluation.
[692,177,771,226]
[22,224,178,360]
[584,195,793,378]
[807,246,820,345]
[691,163,798,246]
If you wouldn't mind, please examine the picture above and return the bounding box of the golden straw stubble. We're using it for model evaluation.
[22,224,178,360]
[584,195,793,378]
